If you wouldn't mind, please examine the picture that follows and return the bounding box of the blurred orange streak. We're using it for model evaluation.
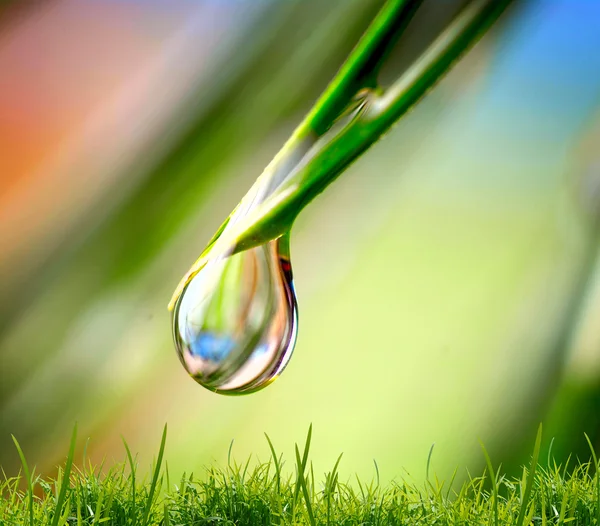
[0,0,205,279]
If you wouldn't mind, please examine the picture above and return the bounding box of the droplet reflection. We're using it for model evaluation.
[172,235,298,394]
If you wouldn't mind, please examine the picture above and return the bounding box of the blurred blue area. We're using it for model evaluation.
[190,333,235,362]
[486,0,600,137]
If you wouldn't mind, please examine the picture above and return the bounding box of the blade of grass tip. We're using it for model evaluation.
[516,424,542,526]
[301,425,313,475]
[227,439,234,470]
[142,424,167,526]
[310,462,315,502]
[584,433,600,526]
[373,459,380,487]
[82,437,90,471]
[242,455,252,484]
[122,437,137,526]
[11,436,34,526]
[445,466,458,501]
[562,454,572,481]
[326,453,343,526]
[51,423,77,526]
[480,440,498,526]
[331,453,343,484]
[264,433,281,493]
[547,437,555,468]
[165,462,171,494]
[295,445,315,526]
[178,471,186,497]
[426,443,435,485]
[293,425,313,504]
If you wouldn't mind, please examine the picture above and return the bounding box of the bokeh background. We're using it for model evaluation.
[1,0,600,485]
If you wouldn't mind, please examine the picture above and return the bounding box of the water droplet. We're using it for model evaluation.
[172,235,298,394]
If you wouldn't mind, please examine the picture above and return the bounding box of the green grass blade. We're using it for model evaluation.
[547,436,555,468]
[426,443,435,484]
[295,445,315,526]
[331,453,343,483]
[516,424,542,526]
[165,461,171,494]
[122,437,137,526]
[557,486,569,526]
[141,424,167,526]
[264,433,281,493]
[91,485,105,526]
[373,459,380,487]
[541,492,547,526]
[293,425,313,504]
[11,435,34,526]
[227,439,234,469]
[82,437,90,471]
[301,424,312,474]
[584,433,600,526]
[480,440,498,526]
[326,454,342,526]
[59,496,73,526]
[76,484,82,526]
[291,425,313,521]
[51,423,77,526]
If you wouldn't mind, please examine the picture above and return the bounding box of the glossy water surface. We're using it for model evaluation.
[172,235,298,394]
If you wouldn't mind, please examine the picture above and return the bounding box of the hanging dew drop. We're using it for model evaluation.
[170,134,315,395]
[171,234,298,394]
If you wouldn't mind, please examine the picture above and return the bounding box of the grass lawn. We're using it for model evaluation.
[2,425,600,525]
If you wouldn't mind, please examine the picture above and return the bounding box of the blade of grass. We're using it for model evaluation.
[91,485,105,526]
[426,443,435,484]
[541,491,547,526]
[76,485,83,526]
[292,425,313,521]
[227,439,234,469]
[141,424,167,526]
[293,424,313,504]
[480,441,499,526]
[122,437,137,526]
[295,445,315,526]
[584,433,600,526]
[59,496,72,526]
[516,424,543,526]
[547,436,555,468]
[11,435,34,526]
[82,437,90,471]
[264,433,281,493]
[445,466,458,501]
[51,423,77,526]
[326,453,343,526]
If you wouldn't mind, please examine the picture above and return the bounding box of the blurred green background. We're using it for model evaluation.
[1,0,600,486]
